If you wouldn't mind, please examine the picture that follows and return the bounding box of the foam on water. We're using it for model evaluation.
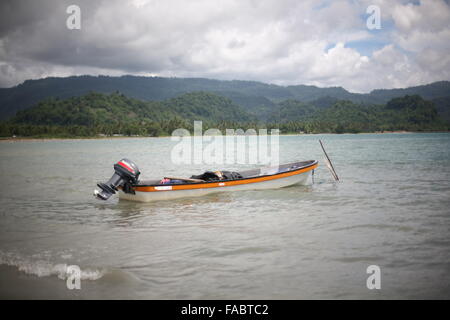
[0,133,449,299]
[0,250,106,280]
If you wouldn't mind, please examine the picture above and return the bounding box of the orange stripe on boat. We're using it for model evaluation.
[134,163,318,192]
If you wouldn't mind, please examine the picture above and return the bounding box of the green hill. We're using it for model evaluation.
[2,91,255,137]
[273,95,448,134]
[432,96,450,122]
[269,100,317,122]
[1,75,449,121]
[12,91,254,125]
[1,92,446,137]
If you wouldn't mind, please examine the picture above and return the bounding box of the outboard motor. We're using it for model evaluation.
[94,158,140,200]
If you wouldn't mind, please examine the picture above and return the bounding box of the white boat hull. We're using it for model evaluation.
[118,168,312,202]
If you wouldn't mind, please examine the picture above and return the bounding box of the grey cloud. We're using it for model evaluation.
[0,0,449,92]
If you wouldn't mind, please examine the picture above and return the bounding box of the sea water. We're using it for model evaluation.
[0,133,449,299]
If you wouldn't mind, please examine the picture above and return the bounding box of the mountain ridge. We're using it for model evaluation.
[0,75,449,120]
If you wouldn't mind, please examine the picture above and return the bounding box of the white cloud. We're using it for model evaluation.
[0,0,449,92]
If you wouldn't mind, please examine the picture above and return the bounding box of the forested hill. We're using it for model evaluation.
[10,91,255,126]
[0,75,449,120]
[1,92,447,137]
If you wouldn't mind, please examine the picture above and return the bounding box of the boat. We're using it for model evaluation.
[94,159,318,202]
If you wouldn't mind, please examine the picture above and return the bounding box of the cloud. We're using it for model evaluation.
[0,0,449,92]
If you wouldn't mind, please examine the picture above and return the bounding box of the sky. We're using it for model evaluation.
[0,0,449,92]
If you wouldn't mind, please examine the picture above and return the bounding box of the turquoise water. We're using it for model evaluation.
[0,133,449,299]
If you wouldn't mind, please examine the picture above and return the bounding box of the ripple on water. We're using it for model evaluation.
[1,134,450,299]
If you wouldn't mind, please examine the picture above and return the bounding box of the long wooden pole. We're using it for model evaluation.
[319,139,339,181]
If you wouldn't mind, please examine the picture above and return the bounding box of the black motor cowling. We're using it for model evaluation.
[94,158,140,200]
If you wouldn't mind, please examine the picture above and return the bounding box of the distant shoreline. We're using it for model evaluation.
[0,136,158,142]
[1,130,449,142]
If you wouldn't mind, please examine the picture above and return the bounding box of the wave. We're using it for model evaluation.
[0,251,105,281]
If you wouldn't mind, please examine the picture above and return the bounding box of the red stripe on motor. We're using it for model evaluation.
[118,161,135,173]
